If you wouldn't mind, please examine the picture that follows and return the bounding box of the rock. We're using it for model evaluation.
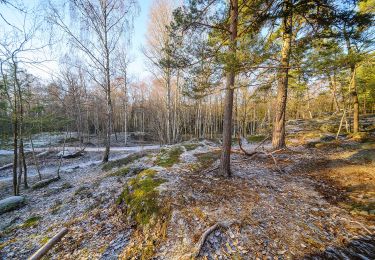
[0,196,25,214]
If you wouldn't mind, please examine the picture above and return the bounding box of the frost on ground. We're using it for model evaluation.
[0,136,374,259]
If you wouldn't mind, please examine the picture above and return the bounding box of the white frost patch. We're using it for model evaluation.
[180,152,197,163]
[0,150,13,155]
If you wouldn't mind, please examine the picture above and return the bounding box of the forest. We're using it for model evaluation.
[0,0,374,259]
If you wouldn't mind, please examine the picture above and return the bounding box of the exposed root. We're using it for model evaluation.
[190,220,239,258]
[238,137,284,173]
[338,217,374,236]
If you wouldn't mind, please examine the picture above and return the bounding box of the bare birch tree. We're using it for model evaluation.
[47,0,138,162]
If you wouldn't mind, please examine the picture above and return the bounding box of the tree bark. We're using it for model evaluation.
[272,0,292,149]
[102,7,112,163]
[219,0,238,177]
[351,67,359,133]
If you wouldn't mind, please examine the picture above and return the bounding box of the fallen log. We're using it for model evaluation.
[0,163,13,171]
[31,177,60,190]
[62,147,86,159]
[28,227,68,260]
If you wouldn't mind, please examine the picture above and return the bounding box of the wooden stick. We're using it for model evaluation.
[28,228,68,260]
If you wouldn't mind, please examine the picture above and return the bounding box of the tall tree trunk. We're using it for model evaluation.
[219,0,238,177]
[102,13,111,163]
[20,138,28,188]
[12,98,18,196]
[272,0,292,149]
[351,67,359,133]
[166,68,171,144]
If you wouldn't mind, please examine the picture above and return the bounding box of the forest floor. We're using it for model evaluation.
[0,118,374,259]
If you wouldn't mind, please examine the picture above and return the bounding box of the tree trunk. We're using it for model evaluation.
[351,67,359,133]
[166,68,171,144]
[30,135,42,181]
[219,0,238,177]
[272,0,292,149]
[12,106,18,196]
[20,138,28,189]
[102,13,111,163]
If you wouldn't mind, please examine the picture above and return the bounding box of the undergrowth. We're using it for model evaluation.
[155,146,183,167]
[117,168,170,259]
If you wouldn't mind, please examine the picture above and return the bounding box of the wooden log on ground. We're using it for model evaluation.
[31,177,60,190]
[62,147,86,159]
[28,227,68,260]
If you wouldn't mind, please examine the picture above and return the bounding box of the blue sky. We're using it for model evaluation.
[128,0,152,79]
[0,0,153,80]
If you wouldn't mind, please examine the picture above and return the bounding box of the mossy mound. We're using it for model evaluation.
[102,150,149,171]
[118,169,170,259]
[117,169,165,225]
[155,146,183,167]
[189,150,221,172]
[109,165,147,177]
[182,143,201,151]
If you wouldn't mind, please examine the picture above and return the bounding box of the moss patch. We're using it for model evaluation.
[21,216,41,229]
[108,165,147,177]
[195,151,221,169]
[118,168,171,259]
[117,169,165,225]
[155,146,183,167]
[182,143,201,151]
[39,236,51,245]
[102,150,149,171]
[109,166,130,177]
[246,135,266,142]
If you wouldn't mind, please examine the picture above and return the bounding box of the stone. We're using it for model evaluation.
[0,196,25,214]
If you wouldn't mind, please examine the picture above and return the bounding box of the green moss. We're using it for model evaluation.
[39,236,50,245]
[21,216,41,228]
[117,169,165,225]
[246,135,266,142]
[182,143,200,151]
[155,146,183,167]
[109,166,130,177]
[102,150,149,171]
[195,151,221,169]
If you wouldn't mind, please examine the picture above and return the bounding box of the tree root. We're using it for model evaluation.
[338,217,373,236]
[238,137,284,173]
[190,220,239,258]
